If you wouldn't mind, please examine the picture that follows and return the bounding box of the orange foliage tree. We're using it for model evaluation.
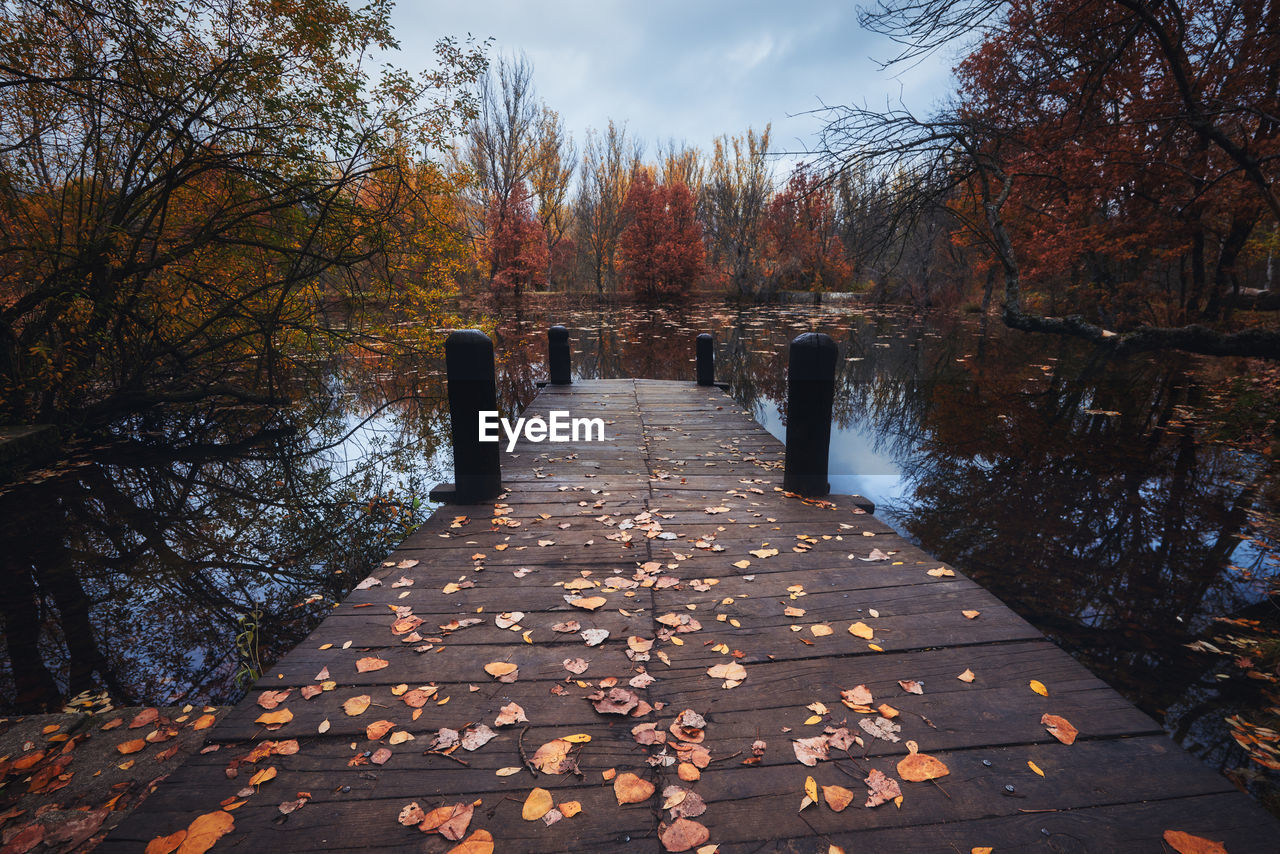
[0,0,486,428]
[487,181,549,296]
[619,169,706,299]
[764,166,851,292]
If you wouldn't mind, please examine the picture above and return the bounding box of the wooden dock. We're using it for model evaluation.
[101,380,1276,852]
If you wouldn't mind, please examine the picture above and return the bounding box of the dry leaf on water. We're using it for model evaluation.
[175,810,234,854]
[342,695,371,716]
[897,740,949,782]
[823,784,855,812]
[864,768,902,808]
[1041,713,1078,745]
[614,772,656,804]
[659,818,710,852]
[522,788,554,821]
[1162,830,1228,854]
[446,829,494,854]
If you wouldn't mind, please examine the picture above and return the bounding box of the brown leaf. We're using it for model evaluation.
[495,702,528,727]
[342,695,371,716]
[563,657,590,674]
[460,725,497,751]
[366,720,395,741]
[484,661,518,679]
[256,691,290,710]
[130,708,160,728]
[523,788,554,821]
[841,685,874,706]
[792,735,830,766]
[176,810,234,854]
[659,818,710,852]
[370,747,393,765]
[356,656,389,673]
[398,802,426,827]
[897,742,949,782]
[822,784,855,812]
[445,829,494,854]
[116,739,146,755]
[590,687,641,715]
[864,768,902,808]
[1162,830,1229,854]
[1041,713,1078,745]
[402,687,437,708]
[614,771,656,804]
[529,738,577,774]
[897,679,924,694]
[145,831,186,854]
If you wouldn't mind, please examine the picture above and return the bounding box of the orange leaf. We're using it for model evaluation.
[570,596,607,611]
[356,657,389,673]
[366,720,395,741]
[192,714,217,730]
[176,810,234,854]
[614,771,656,804]
[116,739,145,755]
[1041,713,1078,745]
[248,767,277,786]
[1162,830,1228,854]
[483,662,518,678]
[897,741,950,782]
[822,784,855,812]
[255,709,293,727]
[145,830,186,854]
[446,829,494,854]
[342,695,371,716]
[659,818,710,852]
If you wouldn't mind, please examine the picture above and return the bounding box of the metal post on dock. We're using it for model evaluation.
[431,330,501,504]
[696,333,714,386]
[783,332,837,497]
[548,325,571,385]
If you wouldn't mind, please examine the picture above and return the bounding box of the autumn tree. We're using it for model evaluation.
[764,166,851,292]
[619,169,706,299]
[0,0,485,427]
[487,181,548,297]
[822,0,1280,358]
[703,127,773,297]
[529,106,576,288]
[576,121,642,295]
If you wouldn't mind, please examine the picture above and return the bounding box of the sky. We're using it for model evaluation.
[392,0,958,163]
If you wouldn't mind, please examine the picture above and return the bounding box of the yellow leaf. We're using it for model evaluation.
[613,772,655,804]
[1028,760,1044,777]
[803,715,823,725]
[562,733,592,743]
[522,787,554,820]
[804,775,818,803]
[446,829,494,854]
[254,708,293,727]
[495,767,522,776]
[1029,679,1048,696]
[342,695,371,716]
[570,596,607,611]
[848,621,874,639]
[484,662,518,678]
[732,560,751,569]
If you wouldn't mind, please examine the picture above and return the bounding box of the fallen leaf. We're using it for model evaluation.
[370,747,392,765]
[495,767,522,777]
[732,560,751,569]
[792,735,830,766]
[402,687,437,708]
[864,768,902,808]
[581,628,610,646]
[564,657,590,675]
[804,775,818,805]
[858,717,901,743]
[823,784,855,812]
[552,620,581,632]
[529,739,577,775]
[898,679,924,695]
[523,788,554,821]
[342,695,371,716]
[146,831,186,854]
[130,708,160,728]
[962,610,980,619]
[1030,679,1049,696]
[484,661,518,680]
[176,810,234,854]
[366,720,395,741]
[1162,830,1228,854]
[614,772,656,804]
[446,829,494,854]
[926,567,954,577]
[590,687,641,715]
[707,662,746,682]
[356,656,389,673]
[842,685,874,706]
[559,801,582,817]
[1028,760,1045,777]
[957,669,975,683]
[847,621,874,639]
[810,624,834,637]
[249,766,277,786]
[897,741,949,782]
[255,708,293,728]
[571,596,607,611]
[659,818,710,852]
[461,725,497,751]
[1041,713,1078,745]
[420,803,473,840]
[389,731,414,745]
[495,702,528,727]
[117,739,146,755]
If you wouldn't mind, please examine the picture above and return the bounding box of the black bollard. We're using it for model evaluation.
[783,332,837,497]
[548,325,571,385]
[434,330,501,504]
[696,333,714,386]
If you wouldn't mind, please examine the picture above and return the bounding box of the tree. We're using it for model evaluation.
[764,166,851,292]
[529,105,576,288]
[821,0,1280,358]
[488,181,548,296]
[619,169,706,298]
[576,121,641,295]
[703,127,773,297]
[0,0,486,427]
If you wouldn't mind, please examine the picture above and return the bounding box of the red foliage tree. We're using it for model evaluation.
[764,167,851,292]
[619,169,706,298]
[488,181,548,297]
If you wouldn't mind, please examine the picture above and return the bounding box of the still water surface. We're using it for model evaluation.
[2,297,1276,804]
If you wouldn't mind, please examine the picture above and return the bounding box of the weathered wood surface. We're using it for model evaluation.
[101,379,1276,852]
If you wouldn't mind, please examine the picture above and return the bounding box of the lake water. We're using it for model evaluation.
[2,296,1277,807]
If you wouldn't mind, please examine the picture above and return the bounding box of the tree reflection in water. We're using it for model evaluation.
[2,297,1276,807]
